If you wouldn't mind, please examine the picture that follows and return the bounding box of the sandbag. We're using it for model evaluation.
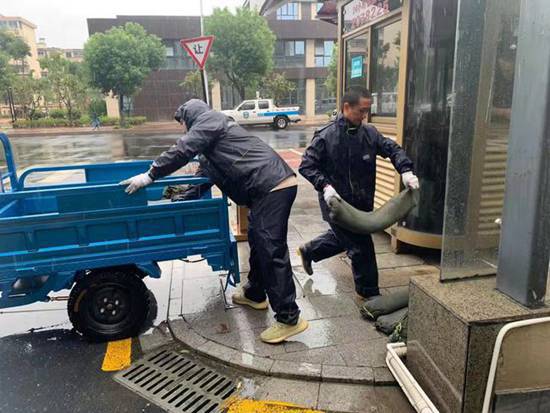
[359,287,409,321]
[389,313,408,343]
[328,188,418,234]
[375,307,408,335]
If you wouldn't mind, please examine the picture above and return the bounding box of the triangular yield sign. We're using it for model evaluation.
[180,35,215,70]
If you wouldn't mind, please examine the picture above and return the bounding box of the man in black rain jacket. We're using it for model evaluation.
[121,99,308,344]
[298,88,419,298]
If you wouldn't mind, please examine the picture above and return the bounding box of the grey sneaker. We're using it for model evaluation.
[297,245,313,275]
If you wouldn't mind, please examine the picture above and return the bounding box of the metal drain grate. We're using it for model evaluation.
[114,348,237,413]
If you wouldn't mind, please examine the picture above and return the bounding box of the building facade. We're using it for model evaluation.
[237,1,337,119]
[87,15,202,121]
[0,15,41,78]
[87,6,336,121]
[37,38,84,61]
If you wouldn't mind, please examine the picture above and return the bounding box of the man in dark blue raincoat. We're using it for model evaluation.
[121,99,308,344]
[298,88,419,298]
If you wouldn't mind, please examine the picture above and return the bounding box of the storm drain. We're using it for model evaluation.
[114,348,237,413]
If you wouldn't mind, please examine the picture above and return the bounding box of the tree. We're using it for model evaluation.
[0,52,13,91]
[179,70,212,100]
[40,53,88,122]
[205,7,275,101]
[325,44,339,97]
[84,22,165,125]
[260,72,295,105]
[0,29,31,75]
[11,75,48,120]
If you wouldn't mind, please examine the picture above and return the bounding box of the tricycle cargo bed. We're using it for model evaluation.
[0,133,239,324]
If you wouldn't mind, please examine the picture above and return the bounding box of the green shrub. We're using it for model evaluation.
[127,116,147,125]
[30,111,47,120]
[49,109,66,119]
[67,109,81,121]
[12,115,147,128]
[99,116,118,126]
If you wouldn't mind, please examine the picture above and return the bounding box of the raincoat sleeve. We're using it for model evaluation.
[149,117,224,180]
[371,126,414,174]
[172,164,214,201]
[299,131,330,192]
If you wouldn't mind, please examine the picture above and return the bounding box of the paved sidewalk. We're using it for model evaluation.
[167,173,439,395]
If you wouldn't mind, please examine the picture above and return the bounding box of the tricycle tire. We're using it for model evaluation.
[67,269,150,342]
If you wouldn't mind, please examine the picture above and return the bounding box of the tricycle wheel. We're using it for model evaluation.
[67,269,150,342]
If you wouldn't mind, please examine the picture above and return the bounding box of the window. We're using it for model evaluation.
[370,20,400,116]
[239,101,256,111]
[344,33,369,91]
[161,41,195,70]
[165,45,175,57]
[274,40,305,68]
[65,51,72,58]
[315,40,334,67]
[284,40,304,56]
[276,3,299,20]
[315,78,336,114]
[316,2,324,13]
[258,101,269,110]
[277,79,305,114]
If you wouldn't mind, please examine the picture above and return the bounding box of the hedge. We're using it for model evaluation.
[12,116,147,129]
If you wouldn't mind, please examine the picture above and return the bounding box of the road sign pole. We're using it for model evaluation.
[200,69,210,107]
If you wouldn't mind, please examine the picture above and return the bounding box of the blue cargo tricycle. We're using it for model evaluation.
[0,133,239,341]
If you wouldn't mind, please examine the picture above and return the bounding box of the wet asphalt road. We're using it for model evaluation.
[0,329,165,413]
[0,278,171,412]
[6,125,317,170]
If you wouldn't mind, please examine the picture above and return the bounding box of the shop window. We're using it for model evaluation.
[370,19,400,117]
[342,0,401,33]
[344,33,369,91]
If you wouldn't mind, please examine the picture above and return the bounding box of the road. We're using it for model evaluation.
[6,125,318,170]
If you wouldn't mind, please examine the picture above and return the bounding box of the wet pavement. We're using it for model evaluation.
[167,172,440,399]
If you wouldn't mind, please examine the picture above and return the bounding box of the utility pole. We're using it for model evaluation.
[199,0,211,107]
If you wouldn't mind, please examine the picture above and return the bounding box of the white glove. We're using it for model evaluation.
[120,172,153,194]
[323,185,341,204]
[402,171,420,190]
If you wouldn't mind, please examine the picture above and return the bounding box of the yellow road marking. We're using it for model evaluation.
[101,338,132,372]
[223,396,324,413]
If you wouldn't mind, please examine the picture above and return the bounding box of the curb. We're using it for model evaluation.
[167,318,396,386]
